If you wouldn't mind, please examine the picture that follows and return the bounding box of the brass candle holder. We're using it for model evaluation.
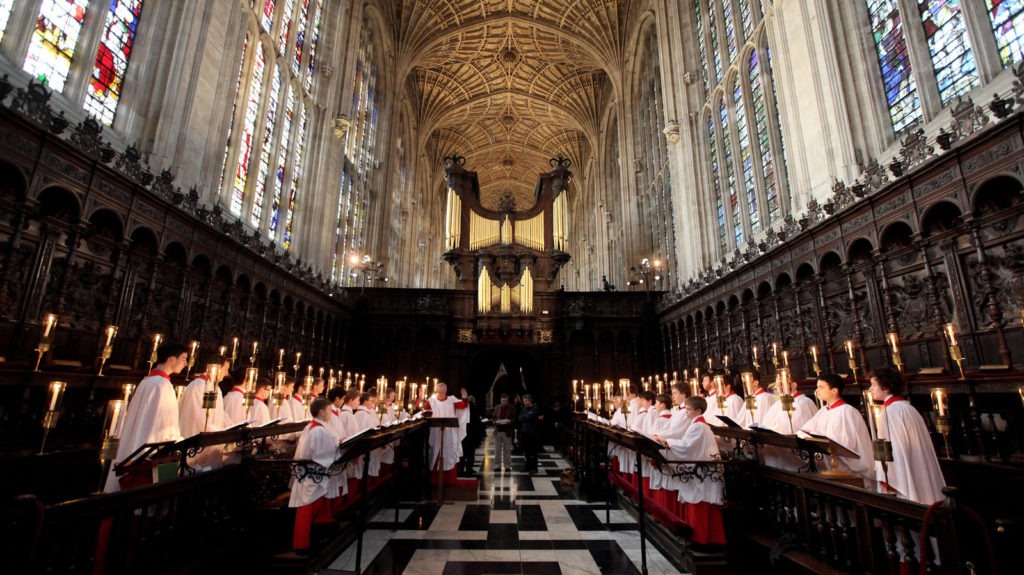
[203,363,222,431]
[741,371,757,418]
[99,399,126,491]
[148,333,163,373]
[845,339,858,383]
[185,341,199,380]
[250,341,259,367]
[886,332,904,373]
[97,325,117,376]
[230,336,239,368]
[714,374,727,412]
[39,381,66,454]
[809,345,821,377]
[944,323,966,380]
[777,367,795,433]
[931,388,953,458]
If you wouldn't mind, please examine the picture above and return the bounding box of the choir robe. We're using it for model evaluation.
[759,391,819,471]
[337,405,362,480]
[179,375,233,436]
[178,375,233,470]
[877,396,945,504]
[607,408,626,467]
[380,404,407,465]
[325,406,348,494]
[647,410,674,490]
[709,392,751,428]
[703,392,721,420]
[750,389,778,427]
[800,399,873,481]
[664,416,726,545]
[250,396,271,426]
[426,395,470,472]
[223,386,248,424]
[354,405,382,476]
[289,419,341,551]
[104,370,181,492]
[286,395,307,424]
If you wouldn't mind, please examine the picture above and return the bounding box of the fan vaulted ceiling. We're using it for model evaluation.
[383,0,629,210]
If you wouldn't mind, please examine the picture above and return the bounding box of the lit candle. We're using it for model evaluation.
[782,350,789,367]
[707,357,713,370]
[47,381,66,411]
[105,400,125,439]
[122,383,135,404]
[43,313,58,338]
[279,348,285,366]
[252,341,259,356]
[275,371,286,392]
[231,337,239,357]
[295,351,302,366]
[887,332,900,355]
[218,345,227,356]
[104,326,117,347]
[206,363,222,391]
[723,355,730,369]
[714,374,725,397]
[307,365,313,376]
[944,323,958,347]
[863,391,877,440]
[190,340,200,357]
[689,378,699,397]
[604,381,612,398]
[319,367,324,378]
[751,346,759,363]
[845,339,855,359]
[931,389,947,417]
[152,333,162,353]
[572,379,578,395]
[810,345,819,363]
[657,380,663,394]
[245,367,258,391]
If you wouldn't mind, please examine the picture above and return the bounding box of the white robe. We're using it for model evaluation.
[664,417,723,504]
[709,392,751,428]
[427,395,470,471]
[750,389,779,427]
[607,408,626,465]
[104,372,181,492]
[178,376,232,436]
[223,386,247,424]
[288,420,341,507]
[250,397,271,426]
[647,410,673,489]
[876,397,945,504]
[759,392,820,471]
[327,406,347,439]
[286,395,307,424]
[380,404,406,464]
[337,405,363,479]
[354,405,381,476]
[800,400,873,481]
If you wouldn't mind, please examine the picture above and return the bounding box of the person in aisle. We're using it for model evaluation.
[800,373,874,481]
[746,371,778,427]
[104,342,189,492]
[868,367,945,504]
[458,386,480,477]
[289,398,340,555]
[518,394,543,473]
[657,396,726,545]
[426,383,471,477]
[492,393,517,472]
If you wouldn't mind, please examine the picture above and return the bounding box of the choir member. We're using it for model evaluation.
[426,383,470,474]
[178,355,233,436]
[250,379,274,426]
[290,398,340,554]
[869,368,945,504]
[757,380,819,471]
[223,375,249,425]
[326,386,347,439]
[800,373,873,481]
[746,372,778,427]
[104,342,189,492]
[354,390,381,476]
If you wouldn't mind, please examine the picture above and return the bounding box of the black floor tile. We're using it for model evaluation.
[459,504,492,530]
[584,540,642,574]
[441,561,561,575]
[565,504,606,531]
[517,504,546,531]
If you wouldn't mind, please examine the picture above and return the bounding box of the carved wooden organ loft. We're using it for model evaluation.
[442,153,572,315]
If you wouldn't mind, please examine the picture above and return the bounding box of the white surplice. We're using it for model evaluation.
[426,395,470,471]
[223,386,247,424]
[249,397,271,426]
[179,375,232,436]
[354,405,381,476]
[800,399,873,481]
[750,389,779,427]
[758,392,819,471]
[104,371,182,492]
[664,416,723,504]
[876,396,945,504]
[288,419,341,507]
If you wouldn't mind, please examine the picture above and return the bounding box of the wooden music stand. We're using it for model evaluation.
[428,417,460,501]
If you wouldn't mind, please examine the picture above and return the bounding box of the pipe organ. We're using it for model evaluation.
[442,153,572,321]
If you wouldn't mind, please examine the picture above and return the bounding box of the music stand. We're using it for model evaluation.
[428,417,460,501]
[801,433,861,485]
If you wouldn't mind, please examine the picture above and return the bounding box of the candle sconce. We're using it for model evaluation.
[777,368,796,433]
[272,371,287,414]
[148,333,163,373]
[34,313,58,371]
[39,380,66,454]
[741,371,757,418]
[250,341,259,367]
[230,337,239,369]
[185,341,199,380]
[862,391,894,487]
[932,388,953,458]
[713,374,727,412]
[944,323,966,380]
[202,363,222,431]
[809,345,821,377]
[845,340,858,383]
[886,332,904,374]
[99,399,126,491]
[98,326,117,376]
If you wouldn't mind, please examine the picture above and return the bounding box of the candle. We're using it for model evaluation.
[122,383,135,404]
[206,363,222,391]
[723,355,730,369]
[152,333,162,353]
[887,332,900,355]
[572,379,578,395]
[752,346,759,363]
[777,368,791,396]
[714,374,725,397]
[252,341,259,356]
[104,326,117,347]
[231,337,239,357]
[845,339,855,359]
[105,399,125,439]
[931,389,947,417]
[295,351,302,366]
[275,371,286,391]
[782,350,789,367]
[689,377,700,397]
[279,348,285,366]
[397,380,405,406]
[218,345,227,356]
[707,357,713,370]
[307,365,313,376]
[410,383,418,404]
[741,372,755,396]
[810,345,819,363]
[190,340,200,357]
[944,323,958,347]
[245,367,258,390]
[47,381,66,411]
[43,313,57,338]
[319,367,324,378]
[863,391,877,440]
[772,342,779,365]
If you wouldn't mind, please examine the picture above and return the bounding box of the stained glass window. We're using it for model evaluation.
[921,0,979,104]
[23,0,90,91]
[987,0,1024,66]
[0,0,15,44]
[865,0,921,132]
[277,0,294,54]
[750,50,780,224]
[708,114,726,253]
[261,0,275,33]
[709,0,723,83]
[739,0,753,41]
[734,84,760,234]
[721,98,741,247]
[284,104,306,250]
[84,0,144,125]
[251,65,281,226]
[765,47,790,193]
[305,0,323,92]
[293,0,310,75]
[218,37,248,196]
[231,41,266,216]
[269,84,294,234]
[723,0,737,63]
[695,0,709,97]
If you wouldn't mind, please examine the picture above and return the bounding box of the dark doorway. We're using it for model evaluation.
[465,347,545,411]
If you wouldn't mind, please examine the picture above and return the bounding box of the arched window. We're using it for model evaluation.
[987,0,1024,66]
[219,0,323,249]
[333,21,380,283]
[633,26,675,284]
[866,0,921,132]
[920,1,978,104]
[695,1,788,256]
[10,0,143,125]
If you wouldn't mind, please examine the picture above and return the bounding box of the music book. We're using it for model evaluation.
[749,424,781,435]
[714,415,742,428]
[259,418,284,427]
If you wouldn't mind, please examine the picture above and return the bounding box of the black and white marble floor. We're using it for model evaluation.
[325,431,686,574]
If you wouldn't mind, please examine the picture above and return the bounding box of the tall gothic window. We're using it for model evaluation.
[866,0,921,132]
[633,28,675,283]
[695,1,789,256]
[987,0,1024,66]
[920,0,979,104]
[332,22,380,283]
[0,0,15,44]
[219,0,323,249]
[17,0,142,125]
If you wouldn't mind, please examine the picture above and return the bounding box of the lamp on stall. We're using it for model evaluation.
[148,333,163,373]
[34,313,58,371]
[273,371,288,413]
[844,339,858,383]
[185,341,199,380]
[931,388,952,458]
[202,362,223,431]
[98,399,126,491]
[944,323,966,380]
[97,325,118,376]
[862,390,893,485]
[777,367,796,434]
[887,332,904,374]
[39,380,66,454]
[713,374,727,411]
[741,371,757,419]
